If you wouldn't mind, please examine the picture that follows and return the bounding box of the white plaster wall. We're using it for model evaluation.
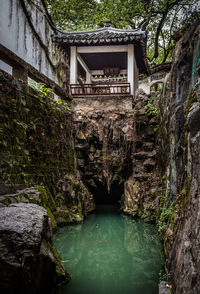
[0,60,12,75]
[0,0,61,83]
[139,77,151,95]
[139,72,169,95]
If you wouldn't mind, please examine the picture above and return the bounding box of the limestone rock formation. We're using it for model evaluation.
[122,90,161,221]
[0,203,69,294]
[159,20,200,293]
[73,91,161,219]
[73,96,134,204]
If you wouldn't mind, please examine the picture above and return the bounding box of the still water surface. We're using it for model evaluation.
[54,205,163,294]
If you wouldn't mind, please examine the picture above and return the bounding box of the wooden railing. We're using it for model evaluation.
[70,83,130,96]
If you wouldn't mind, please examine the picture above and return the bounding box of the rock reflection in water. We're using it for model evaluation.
[54,205,163,294]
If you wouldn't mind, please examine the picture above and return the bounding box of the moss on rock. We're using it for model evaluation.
[0,71,95,228]
[185,89,197,117]
[42,239,71,286]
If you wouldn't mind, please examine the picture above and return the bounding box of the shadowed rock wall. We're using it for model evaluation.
[73,93,161,214]
[122,90,161,221]
[158,20,200,293]
[0,70,95,228]
[73,96,134,204]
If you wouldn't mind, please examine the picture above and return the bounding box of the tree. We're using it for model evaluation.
[46,0,200,64]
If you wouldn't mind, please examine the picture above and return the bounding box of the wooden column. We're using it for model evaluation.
[70,46,77,84]
[134,57,139,91]
[127,44,134,95]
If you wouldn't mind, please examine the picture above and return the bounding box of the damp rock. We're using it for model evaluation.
[0,203,69,294]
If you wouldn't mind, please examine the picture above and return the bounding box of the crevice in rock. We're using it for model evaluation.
[90,181,123,205]
[73,97,134,206]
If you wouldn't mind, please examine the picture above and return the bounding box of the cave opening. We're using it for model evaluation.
[91,181,124,205]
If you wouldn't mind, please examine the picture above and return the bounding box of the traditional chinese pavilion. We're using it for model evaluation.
[53,20,149,96]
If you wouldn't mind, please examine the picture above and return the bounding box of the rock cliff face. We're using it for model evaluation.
[159,20,200,293]
[73,96,134,204]
[0,203,69,294]
[122,90,161,221]
[73,92,161,219]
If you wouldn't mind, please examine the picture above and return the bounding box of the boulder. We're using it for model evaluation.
[0,203,68,294]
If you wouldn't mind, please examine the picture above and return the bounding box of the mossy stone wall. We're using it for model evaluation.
[0,70,95,228]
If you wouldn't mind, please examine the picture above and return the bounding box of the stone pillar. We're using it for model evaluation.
[127,44,134,95]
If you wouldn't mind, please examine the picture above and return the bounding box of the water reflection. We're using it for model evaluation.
[54,205,163,294]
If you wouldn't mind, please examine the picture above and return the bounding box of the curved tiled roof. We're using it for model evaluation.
[52,22,149,74]
[52,26,146,45]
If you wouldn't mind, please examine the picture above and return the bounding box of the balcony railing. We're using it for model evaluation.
[70,83,130,96]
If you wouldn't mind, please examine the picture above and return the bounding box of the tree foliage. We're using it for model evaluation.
[46,0,200,64]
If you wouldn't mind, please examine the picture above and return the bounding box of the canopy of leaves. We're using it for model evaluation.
[46,0,200,64]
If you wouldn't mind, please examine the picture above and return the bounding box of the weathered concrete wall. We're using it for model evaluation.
[73,96,133,113]
[0,0,68,87]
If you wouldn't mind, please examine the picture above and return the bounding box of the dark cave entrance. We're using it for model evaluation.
[89,181,124,205]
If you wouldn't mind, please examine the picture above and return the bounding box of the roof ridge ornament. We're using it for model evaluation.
[105,19,112,27]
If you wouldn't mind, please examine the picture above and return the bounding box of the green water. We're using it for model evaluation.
[53,205,163,294]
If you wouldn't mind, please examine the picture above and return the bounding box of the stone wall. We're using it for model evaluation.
[159,20,200,293]
[0,70,95,229]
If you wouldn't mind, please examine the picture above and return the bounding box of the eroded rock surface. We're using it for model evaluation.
[73,96,134,203]
[122,90,161,221]
[0,70,95,227]
[0,203,69,294]
[73,92,161,218]
[159,20,200,293]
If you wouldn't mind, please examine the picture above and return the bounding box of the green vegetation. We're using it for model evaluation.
[29,80,71,111]
[0,75,86,227]
[0,81,74,187]
[37,185,57,230]
[140,212,151,222]
[145,98,159,116]
[43,239,71,284]
[158,201,174,233]
[46,0,200,64]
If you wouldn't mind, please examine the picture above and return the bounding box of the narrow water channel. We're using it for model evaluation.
[54,205,163,294]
